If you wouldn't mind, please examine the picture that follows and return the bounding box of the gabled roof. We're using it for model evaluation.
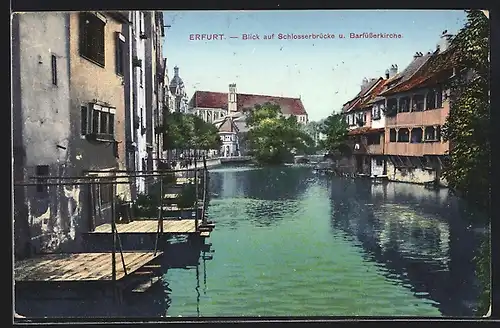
[217,116,239,133]
[189,91,308,116]
[359,79,388,108]
[379,52,434,96]
[342,77,383,113]
[379,46,460,95]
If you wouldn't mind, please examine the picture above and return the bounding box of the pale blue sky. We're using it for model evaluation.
[162,10,466,121]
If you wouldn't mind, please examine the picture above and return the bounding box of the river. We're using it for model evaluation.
[162,164,487,317]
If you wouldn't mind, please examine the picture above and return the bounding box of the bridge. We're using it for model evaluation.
[219,156,253,164]
[217,155,326,165]
[294,154,326,164]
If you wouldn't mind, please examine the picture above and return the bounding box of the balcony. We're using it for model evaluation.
[386,104,449,127]
[385,141,449,156]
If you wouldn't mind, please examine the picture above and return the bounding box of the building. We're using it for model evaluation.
[188,84,309,124]
[124,11,148,195]
[12,12,130,258]
[378,33,456,184]
[160,58,175,160]
[189,84,309,156]
[341,77,386,176]
[143,11,165,176]
[216,116,241,157]
[169,66,189,113]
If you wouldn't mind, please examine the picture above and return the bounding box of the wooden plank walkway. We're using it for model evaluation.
[89,219,200,235]
[14,252,162,282]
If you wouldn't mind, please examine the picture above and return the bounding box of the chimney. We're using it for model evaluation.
[228,83,237,112]
[389,64,398,78]
[174,66,179,76]
[385,69,390,79]
[361,77,369,90]
[413,52,422,60]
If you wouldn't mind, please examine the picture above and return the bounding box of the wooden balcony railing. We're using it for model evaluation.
[384,141,449,156]
[386,104,449,127]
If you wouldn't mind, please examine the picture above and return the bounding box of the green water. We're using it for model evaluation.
[162,165,483,317]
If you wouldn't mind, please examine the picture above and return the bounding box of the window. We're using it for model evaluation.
[81,103,116,139]
[139,67,144,87]
[389,128,397,142]
[436,126,442,141]
[79,12,106,67]
[412,94,425,112]
[36,165,49,193]
[426,87,443,110]
[51,54,57,85]
[115,33,126,76]
[397,128,410,142]
[372,105,381,120]
[139,12,145,35]
[386,98,398,116]
[367,133,380,145]
[424,126,437,141]
[376,158,383,166]
[410,128,423,143]
[398,96,410,113]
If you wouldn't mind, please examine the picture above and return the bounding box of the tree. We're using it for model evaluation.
[163,112,222,152]
[318,113,350,158]
[245,102,314,164]
[441,10,490,316]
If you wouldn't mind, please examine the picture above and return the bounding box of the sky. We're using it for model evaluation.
[162,10,467,121]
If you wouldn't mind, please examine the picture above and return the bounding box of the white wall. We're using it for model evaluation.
[370,158,385,177]
[18,13,71,166]
[193,107,227,124]
[371,103,386,129]
[386,159,436,184]
[219,132,239,157]
[133,11,147,193]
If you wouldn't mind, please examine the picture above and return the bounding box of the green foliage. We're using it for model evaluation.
[133,193,157,217]
[442,10,490,211]
[163,112,222,150]
[474,235,491,316]
[318,113,350,157]
[440,10,490,315]
[245,103,315,164]
[177,183,197,209]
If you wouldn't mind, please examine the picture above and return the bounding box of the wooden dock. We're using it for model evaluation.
[14,252,162,282]
[89,219,200,235]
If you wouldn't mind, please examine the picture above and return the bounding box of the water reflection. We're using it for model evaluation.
[161,239,214,318]
[328,177,482,316]
[209,165,312,201]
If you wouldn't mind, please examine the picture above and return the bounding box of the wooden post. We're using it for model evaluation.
[202,156,208,225]
[159,175,164,235]
[110,182,117,302]
[194,159,199,231]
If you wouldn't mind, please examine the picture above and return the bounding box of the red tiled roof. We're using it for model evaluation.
[380,47,460,96]
[342,78,383,113]
[359,79,387,108]
[348,127,384,136]
[189,91,308,116]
